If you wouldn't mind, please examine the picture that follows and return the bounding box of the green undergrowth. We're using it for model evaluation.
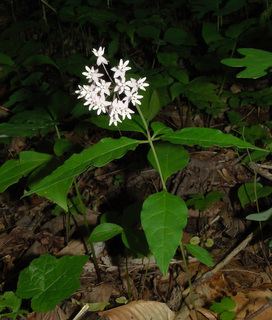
[0,0,272,315]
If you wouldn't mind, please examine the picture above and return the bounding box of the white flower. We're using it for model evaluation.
[92,47,108,66]
[114,77,130,95]
[126,78,138,91]
[111,59,131,78]
[137,77,149,91]
[124,89,143,106]
[75,84,96,99]
[76,46,149,126]
[83,92,99,110]
[127,77,149,92]
[120,100,134,120]
[82,66,103,83]
[95,79,111,96]
[92,96,111,115]
[109,98,123,126]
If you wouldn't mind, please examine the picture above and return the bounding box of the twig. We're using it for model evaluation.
[244,299,272,320]
[175,232,254,320]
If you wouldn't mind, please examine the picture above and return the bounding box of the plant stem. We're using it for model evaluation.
[136,105,167,191]
[180,242,193,305]
[72,180,101,282]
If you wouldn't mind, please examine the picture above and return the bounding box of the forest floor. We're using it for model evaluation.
[1,102,272,320]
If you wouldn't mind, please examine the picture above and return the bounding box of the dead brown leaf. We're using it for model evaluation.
[27,306,67,320]
[99,300,175,320]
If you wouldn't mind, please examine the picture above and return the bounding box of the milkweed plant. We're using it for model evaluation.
[0,47,257,280]
[72,47,259,273]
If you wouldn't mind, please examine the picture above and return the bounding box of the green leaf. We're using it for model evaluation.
[54,138,73,157]
[186,191,223,211]
[238,182,272,208]
[5,88,31,107]
[0,109,57,137]
[190,0,219,18]
[141,191,188,274]
[162,127,261,150]
[26,137,139,210]
[16,254,88,312]
[185,244,214,267]
[182,78,224,112]
[168,68,189,84]
[210,297,236,313]
[170,82,185,100]
[147,142,189,183]
[151,122,173,137]
[57,53,89,77]
[202,22,224,45]
[89,223,123,242]
[137,25,160,40]
[157,52,178,67]
[90,115,145,133]
[23,54,59,69]
[220,0,246,15]
[0,151,52,192]
[246,207,272,222]
[0,291,21,313]
[140,88,170,122]
[220,311,236,320]
[164,27,195,46]
[225,19,255,39]
[221,48,272,79]
[0,52,15,66]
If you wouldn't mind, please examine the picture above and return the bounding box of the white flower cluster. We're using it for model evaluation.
[75,47,149,126]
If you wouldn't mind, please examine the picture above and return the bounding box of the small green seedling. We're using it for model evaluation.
[210,296,236,320]
[0,291,27,319]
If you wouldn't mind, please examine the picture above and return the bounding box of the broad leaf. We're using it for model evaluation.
[136,25,160,40]
[141,191,188,274]
[157,52,178,67]
[147,142,189,183]
[168,68,189,84]
[246,207,272,222]
[54,138,73,157]
[0,109,57,137]
[185,244,214,267]
[225,19,255,39]
[16,254,88,312]
[162,127,261,150]
[140,88,170,122]
[238,182,272,208]
[23,54,59,69]
[202,22,224,45]
[0,52,15,66]
[181,78,224,112]
[89,223,123,242]
[164,27,195,46]
[151,122,173,137]
[221,48,272,79]
[26,137,139,210]
[0,151,52,192]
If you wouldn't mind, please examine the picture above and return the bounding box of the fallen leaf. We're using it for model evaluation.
[99,300,175,320]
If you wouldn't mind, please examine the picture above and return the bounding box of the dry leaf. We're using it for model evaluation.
[27,305,67,320]
[99,300,175,320]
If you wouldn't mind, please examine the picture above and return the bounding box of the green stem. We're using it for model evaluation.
[136,105,167,191]
[55,124,61,139]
